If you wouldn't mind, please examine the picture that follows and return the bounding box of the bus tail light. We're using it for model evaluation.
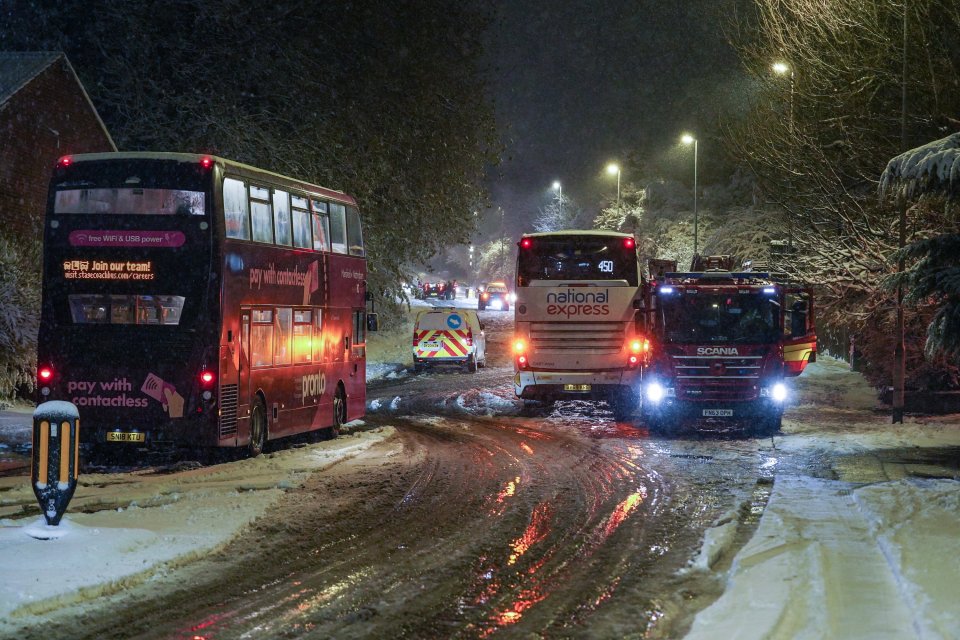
[38,364,54,397]
[627,338,649,369]
[520,237,533,249]
[57,156,72,167]
[623,237,636,249]
[38,365,54,382]
[514,338,529,370]
[200,156,213,169]
[199,369,216,388]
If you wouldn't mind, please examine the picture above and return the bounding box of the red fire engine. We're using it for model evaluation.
[640,256,816,435]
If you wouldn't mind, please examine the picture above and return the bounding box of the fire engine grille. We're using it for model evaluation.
[671,355,762,401]
[530,321,625,354]
[219,384,239,438]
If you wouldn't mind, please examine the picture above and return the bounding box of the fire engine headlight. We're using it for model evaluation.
[646,382,665,403]
[761,383,788,402]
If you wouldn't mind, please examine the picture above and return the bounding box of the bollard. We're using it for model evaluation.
[32,401,80,526]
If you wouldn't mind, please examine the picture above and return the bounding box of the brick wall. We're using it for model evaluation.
[0,57,114,246]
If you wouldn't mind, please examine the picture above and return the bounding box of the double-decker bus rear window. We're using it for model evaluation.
[69,294,185,325]
[517,237,638,286]
[55,188,205,215]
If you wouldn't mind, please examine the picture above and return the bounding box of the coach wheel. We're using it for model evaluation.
[249,396,267,457]
[333,384,347,435]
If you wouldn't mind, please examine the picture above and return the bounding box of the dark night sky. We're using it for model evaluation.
[483,0,746,237]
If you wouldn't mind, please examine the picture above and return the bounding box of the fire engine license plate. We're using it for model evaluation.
[564,384,591,392]
[702,409,734,417]
[106,431,145,443]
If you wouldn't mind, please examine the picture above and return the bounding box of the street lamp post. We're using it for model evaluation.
[681,134,699,257]
[552,180,563,221]
[773,61,796,253]
[606,163,621,215]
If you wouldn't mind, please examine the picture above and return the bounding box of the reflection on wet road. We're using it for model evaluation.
[36,405,767,640]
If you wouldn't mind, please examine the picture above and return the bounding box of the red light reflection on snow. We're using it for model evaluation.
[519,442,534,455]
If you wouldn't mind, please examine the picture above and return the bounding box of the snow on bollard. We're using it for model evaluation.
[31,401,80,529]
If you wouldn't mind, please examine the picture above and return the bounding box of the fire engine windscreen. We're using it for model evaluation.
[658,292,780,344]
[517,237,638,286]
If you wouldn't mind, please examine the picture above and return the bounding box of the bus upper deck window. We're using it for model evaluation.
[311,200,330,251]
[329,203,347,254]
[346,206,364,257]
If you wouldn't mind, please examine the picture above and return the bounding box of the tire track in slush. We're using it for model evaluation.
[27,413,683,640]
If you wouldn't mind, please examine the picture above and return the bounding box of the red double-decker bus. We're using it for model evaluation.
[36,152,371,457]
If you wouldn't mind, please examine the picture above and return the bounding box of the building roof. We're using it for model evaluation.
[0,51,62,105]
[0,51,116,150]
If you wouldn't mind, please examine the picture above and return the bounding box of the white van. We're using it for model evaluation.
[412,308,486,373]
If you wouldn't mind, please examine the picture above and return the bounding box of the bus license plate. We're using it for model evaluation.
[702,409,733,417]
[106,431,145,443]
[564,384,591,392]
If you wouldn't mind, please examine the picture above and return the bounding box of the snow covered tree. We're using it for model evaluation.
[533,192,583,232]
[727,0,960,389]
[476,237,515,283]
[0,238,39,401]
[593,184,645,234]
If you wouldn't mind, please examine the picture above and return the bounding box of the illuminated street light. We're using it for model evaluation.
[681,133,699,257]
[606,163,621,213]
[552,180,563,220]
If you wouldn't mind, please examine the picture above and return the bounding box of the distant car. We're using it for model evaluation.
[478,281,510,311]
[412,308,486,373]
[423,282,446,298]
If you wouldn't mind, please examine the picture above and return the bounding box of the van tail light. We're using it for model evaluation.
[465,334,473,346]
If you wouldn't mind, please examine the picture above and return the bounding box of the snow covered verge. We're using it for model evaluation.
[687,476,960,639]
[0,425,395,635]
[684,356,960,639]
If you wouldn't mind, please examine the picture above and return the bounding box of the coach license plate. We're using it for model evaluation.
[564,384,591,392]
[106,431,145,443]
[702,409,734,417]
